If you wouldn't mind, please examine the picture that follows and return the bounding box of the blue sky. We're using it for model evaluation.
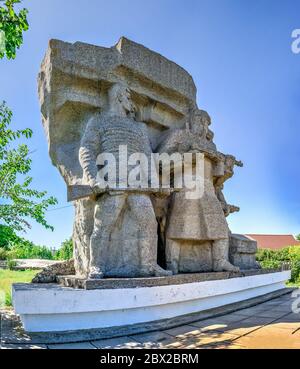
[0,0,299,248]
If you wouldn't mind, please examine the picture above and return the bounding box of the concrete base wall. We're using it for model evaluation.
[12,270,291,333]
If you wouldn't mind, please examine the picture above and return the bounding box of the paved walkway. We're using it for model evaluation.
[1,292,300,349]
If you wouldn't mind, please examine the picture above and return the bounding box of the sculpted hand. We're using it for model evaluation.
[89,179,107,196]
[154,188,172,198]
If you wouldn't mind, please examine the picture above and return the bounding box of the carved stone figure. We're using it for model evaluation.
[78,83,170,278]
[214,155,243,217]
[157,109,240,274]
[38,37,258,281]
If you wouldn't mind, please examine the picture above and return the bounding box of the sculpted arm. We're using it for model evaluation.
[79,115,100,186]
[156,129,188,154]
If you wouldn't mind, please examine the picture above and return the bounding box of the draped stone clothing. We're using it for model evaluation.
[166,159,229,241]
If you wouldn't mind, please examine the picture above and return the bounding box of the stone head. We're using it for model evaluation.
[224,155,236,174]
[191,109,212,137]
[108,83,135,116]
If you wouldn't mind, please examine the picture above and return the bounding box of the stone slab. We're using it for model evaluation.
[43,37,196,104]
[57,268,283,290]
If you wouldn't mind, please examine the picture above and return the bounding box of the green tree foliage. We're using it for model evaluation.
[0,224,20,249]
[0,247,7,259]
[54,238,73,260]
[256,246,300,285]
[9,238,53,259]
[0,224,54,260]
[0,0,29,59]
[296,234,300,241]
[0,102,58,232]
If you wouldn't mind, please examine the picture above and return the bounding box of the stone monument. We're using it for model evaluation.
[37,36,255,280]
[11,37,290,337]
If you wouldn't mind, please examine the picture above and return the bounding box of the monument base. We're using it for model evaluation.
[12,270,291,336]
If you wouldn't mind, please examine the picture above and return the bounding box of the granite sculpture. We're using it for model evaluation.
[38,37,259,280]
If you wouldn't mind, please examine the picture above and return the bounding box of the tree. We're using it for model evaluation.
[0,102,57,232]
[0,0,29,59]
[296,234,300,241]
[54,238,73,260]
[0,1,58,233]
[0,224,20,249]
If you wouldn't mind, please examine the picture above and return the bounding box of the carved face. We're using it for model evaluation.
[109,84,135,115]
[119,87,135,114]
[191,110,211,137]
[225,155,235,174]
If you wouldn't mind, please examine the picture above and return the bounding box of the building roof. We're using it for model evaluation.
[245,234,300,250]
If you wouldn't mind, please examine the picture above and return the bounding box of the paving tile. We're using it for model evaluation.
[212,313,248,323]
[190,320,228,333]
[163,341,186,349]
[281,300,295,306]
[280,313,300,322]
[202,342,245,349]
[262,300,284,306]
[280,294,294,300]
[271,305,293,313]
[255,310,290,319]
[181,332,237,347]
[184,343,199,349]
[224,344,246,349]
[164,325,201,338]
[48,342,96,349]
[234,308,260,317]
[91,336,141,349]
[235,328,300,349]
[213,322,261,337]
[238,316,276,326]
[271,321,300,331]
[190,313,245,328]
[292,329,300,337]
[130,331,175,347]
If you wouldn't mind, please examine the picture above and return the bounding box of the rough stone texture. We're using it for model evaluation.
[57,268,281,290]
[38,37,249,279]
[32,259,75,283]
[229,234,260,270]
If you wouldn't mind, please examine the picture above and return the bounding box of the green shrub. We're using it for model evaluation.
[256,246,300,284]
[7,259,17,270]
[0,225,54,260]
[54,238,73,260]
[9,239,53,260]
[0,248,7,260]
[0,225,21,250]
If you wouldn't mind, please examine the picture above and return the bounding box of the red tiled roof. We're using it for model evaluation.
[245,234,300,250]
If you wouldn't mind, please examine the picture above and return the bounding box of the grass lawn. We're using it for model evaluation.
[0,269,40,307]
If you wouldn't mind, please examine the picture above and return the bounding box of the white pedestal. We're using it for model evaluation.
[12,270,291,333]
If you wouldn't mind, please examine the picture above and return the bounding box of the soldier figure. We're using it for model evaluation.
[157,109,240,274]
[79,83,171,279]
